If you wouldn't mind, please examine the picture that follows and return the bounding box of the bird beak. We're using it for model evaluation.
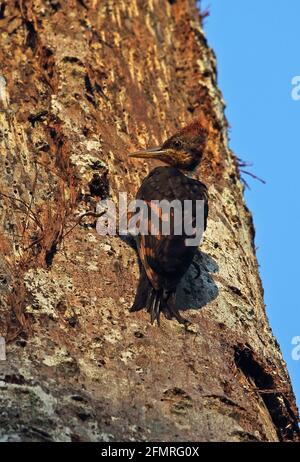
[129,146,168,160]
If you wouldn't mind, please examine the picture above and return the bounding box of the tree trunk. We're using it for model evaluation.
[0,0,298,442]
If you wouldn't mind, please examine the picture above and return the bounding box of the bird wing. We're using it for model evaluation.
[134,166,208,291]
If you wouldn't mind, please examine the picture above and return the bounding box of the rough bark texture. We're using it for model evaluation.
[0,0,299,442]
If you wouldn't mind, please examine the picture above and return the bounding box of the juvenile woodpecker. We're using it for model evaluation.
[129,121,209,325]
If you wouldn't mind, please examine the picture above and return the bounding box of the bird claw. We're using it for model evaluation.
[163,305,189,325]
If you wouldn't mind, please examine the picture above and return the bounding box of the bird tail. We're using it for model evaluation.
[129,267,151,313]
[129,269,187,325]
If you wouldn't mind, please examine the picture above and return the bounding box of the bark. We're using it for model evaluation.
[0,0,299,442]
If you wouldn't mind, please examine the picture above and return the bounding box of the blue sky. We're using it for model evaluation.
[202,0,300,406]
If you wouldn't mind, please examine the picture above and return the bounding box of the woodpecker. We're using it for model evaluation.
[128,121,209,325]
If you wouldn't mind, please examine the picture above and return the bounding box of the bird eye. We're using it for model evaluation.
[173,139,182,149]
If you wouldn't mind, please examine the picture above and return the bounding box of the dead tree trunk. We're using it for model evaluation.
[0,0,298,442]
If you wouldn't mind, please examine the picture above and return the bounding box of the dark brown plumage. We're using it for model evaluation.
[129,121,209,325]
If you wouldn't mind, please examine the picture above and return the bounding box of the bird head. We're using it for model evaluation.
[129,121,207,171]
